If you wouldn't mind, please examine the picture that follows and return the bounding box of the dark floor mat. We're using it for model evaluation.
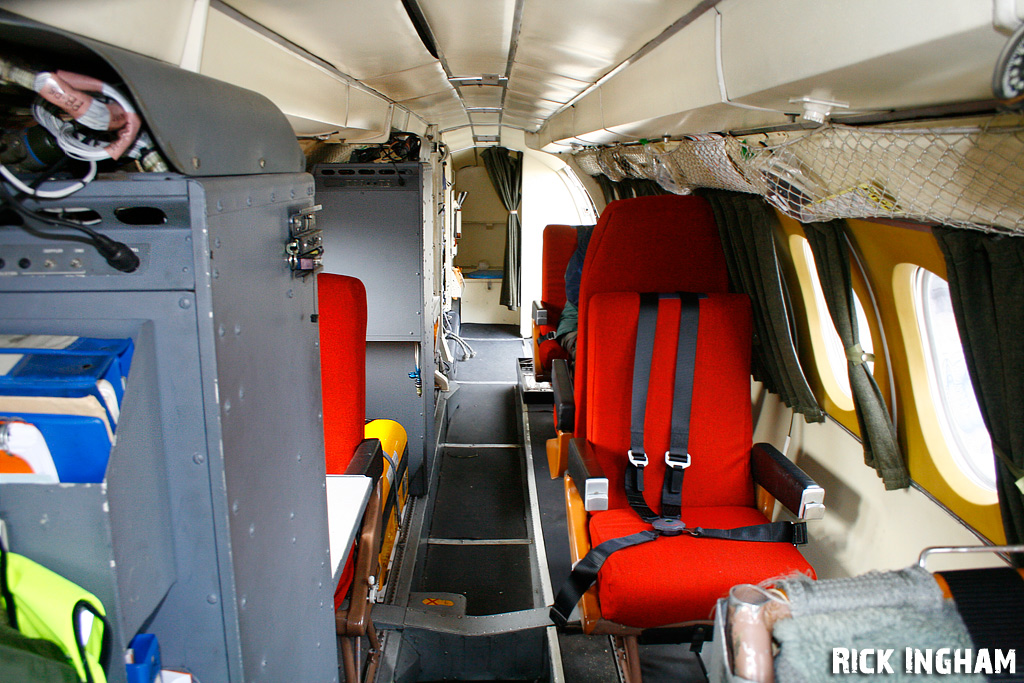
[430,447,527,539]
[558,633,619,683]
[640,643,707,682]
[417,543,534,615]
[459,323,522,340]
[446,384,519,444]
[453,339,525,382]
[527,405,572,592]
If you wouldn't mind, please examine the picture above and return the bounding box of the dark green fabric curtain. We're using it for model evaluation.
[934,227,1024,553]
[593,175,666,205]
[481,147,523,310]
[703,190,824,423]
[804,219,909,490]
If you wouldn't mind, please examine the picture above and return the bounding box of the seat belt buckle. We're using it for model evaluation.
[665,451,691,469]
[627,449,648,468]
[651,518,687,537]
[792,521,808,546]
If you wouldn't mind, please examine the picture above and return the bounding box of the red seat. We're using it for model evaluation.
[559,195,815,640]
[532,224,578,379]
[583,291,813,628]
[318,273,385,682]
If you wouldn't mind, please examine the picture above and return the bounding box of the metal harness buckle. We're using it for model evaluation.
[627,449,648,467]
[665,451,691,469]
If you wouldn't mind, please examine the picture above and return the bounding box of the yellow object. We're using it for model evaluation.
[364,419,408,590]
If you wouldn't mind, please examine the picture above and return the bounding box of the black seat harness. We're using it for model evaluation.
[550,292,806,628]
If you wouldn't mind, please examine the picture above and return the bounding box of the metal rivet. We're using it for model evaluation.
[214,237,221,248]
[207,594,218,605]
[259,159,266,168]
[179,297,192,309]
[218,325,225,337]
[232,501,239,514]
[248,523,255,537]
[287,289,294,299]
[223,399,231,413]
[193,453,205,465]
[234,324,241,336]
[212,267,219,279]
[192,156,200,169]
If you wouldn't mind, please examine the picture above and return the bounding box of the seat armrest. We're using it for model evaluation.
[568,438,608,511]
[751,442,825,521]
[345,438,384,483]
[552,358,574,432]
[532,300,548,326]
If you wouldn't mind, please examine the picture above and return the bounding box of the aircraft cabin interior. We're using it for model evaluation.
[0,1,1023,682]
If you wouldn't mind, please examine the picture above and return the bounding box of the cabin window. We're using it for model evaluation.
[913,267,996,492]
[793,235,874,410]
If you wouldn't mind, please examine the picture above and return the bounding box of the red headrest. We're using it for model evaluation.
[318,273,367,474]
[575,195,728,436]
[541,224,579,310]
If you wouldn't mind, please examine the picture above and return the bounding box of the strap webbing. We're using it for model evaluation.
[662,293,702,519]
[550,530,659,628]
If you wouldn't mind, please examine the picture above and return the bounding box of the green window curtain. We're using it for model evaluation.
[934,227,1024,555]
[481,147,523,311]
[703,190,825,423]
[593,175,666,205]
[804,219,909,490]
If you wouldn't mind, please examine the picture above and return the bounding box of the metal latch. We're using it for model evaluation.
[286,204,323,276]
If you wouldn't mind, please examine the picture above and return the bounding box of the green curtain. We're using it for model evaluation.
[804,219,909,490]
[481,147,523,310]
[703,190,824,423]
[934,227,1024,554]
[593,175,666,205]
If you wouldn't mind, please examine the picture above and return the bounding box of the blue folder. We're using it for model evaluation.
[1,411,111,483]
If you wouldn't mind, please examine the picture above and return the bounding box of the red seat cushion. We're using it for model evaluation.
[589,507,815,627]
[575,195,728,437]
[542,225,579,310]
[586,292,754,511]
[318,273,367,474]
[538,337,570,371]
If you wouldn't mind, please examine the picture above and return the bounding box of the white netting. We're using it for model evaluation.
[573,116,1024,234]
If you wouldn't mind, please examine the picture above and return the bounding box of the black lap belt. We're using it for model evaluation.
[550,292,807,628]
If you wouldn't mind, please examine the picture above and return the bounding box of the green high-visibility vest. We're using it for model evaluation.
[2,548,109,683]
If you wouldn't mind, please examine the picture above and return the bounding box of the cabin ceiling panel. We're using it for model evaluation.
[419,0,516,77]
[515,0,706,84]
[718,0,1006,114]
[469,112,501,126]
[1,0,196,66]
[202,8,350,131]
[460,87,505,109]
[361,61,452,103]
[223,0,435,80]
[506,63,590,105]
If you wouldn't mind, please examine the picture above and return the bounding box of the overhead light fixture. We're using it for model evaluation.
[466,107,502,113]
[474,135,500,143]
[450,75,507,87]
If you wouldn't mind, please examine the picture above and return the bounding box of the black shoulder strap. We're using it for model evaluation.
[626,293,702,521]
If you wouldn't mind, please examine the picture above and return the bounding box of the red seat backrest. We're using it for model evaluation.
[318,273,367,474]
[586,292,755,512]
[541,224,579,313]
[574,195,729,437]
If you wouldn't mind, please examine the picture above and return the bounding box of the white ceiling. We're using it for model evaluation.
[222,0,707,140]
[2,0,1016,151]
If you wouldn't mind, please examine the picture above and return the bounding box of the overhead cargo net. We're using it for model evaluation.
[573,116,1024,234]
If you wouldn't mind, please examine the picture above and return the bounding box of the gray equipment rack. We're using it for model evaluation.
[0,173,338,683]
